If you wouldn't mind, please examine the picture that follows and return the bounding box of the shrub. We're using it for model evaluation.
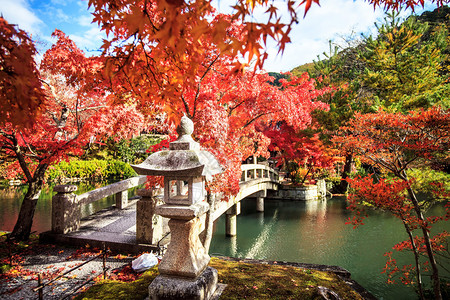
[407,167,450,197]
[116,135,165,164]
[46,159,137,182]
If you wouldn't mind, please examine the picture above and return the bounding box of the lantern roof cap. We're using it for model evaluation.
[131,115,222,179]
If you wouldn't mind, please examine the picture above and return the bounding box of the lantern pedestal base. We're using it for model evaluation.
[148,266,223,300]
[158,213,209,278]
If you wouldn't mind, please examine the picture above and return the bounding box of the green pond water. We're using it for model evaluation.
[209,197,449,300]
[1,184,448,299]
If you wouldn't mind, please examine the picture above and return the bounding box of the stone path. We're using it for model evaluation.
[0,245,134,300]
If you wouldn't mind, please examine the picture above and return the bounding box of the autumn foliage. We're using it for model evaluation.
[264,123,338,184]
[334,107,449,173]
[88,0,450,75]
[146,70,331,195]
[1,0,449,280]
[0,18,46,128]
[335,107,450,299]
[0,25,145,240]
[346,175,449,295]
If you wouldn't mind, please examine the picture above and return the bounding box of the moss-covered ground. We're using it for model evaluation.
[75,257,363,300]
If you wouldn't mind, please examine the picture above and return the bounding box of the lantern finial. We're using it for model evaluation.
[170,115,199,150]
[176,114,194,136]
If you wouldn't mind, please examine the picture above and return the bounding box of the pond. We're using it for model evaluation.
[209,197,449,300]
[1,185,448,299]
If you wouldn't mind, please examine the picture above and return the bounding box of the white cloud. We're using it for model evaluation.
[258,0,436,71]
[211,0,388,71]
[78,14,93,27]
[0,0,44,37]
[53,7,70,23]
[77,0,90,10]
[259,0,388,71]
[69,25,105,54]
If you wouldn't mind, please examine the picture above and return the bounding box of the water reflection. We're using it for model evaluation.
[245,209,278,258]
[210,197,448,300]
[229,235,237,257]
[2,184,448,299]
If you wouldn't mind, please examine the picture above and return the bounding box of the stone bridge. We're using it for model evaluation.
[212,163,279,236]
[43,163,279,252]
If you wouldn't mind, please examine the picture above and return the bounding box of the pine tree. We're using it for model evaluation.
[361,10,449,111]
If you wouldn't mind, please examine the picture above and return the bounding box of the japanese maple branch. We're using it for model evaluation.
[243,112,270,128]
[366,154,397,174]
[180,94,192,118]
[401,218,424,299]
[9,134,33,182]
[19,131,39,159]
[228,98,247,116]
[139,39,165,91]
[142,0,160,33]
[193,53,221,118]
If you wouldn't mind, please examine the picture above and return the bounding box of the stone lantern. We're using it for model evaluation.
[131,115,223,299]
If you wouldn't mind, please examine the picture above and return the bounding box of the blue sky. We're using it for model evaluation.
[0,0,435,72]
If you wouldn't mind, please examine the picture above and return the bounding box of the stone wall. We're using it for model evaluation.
[269,180,327,201]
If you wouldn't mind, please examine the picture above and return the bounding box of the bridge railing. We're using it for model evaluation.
[51,163,278,235]
[51,175,147,234]
[212,163,280,222]
[240,163,279,182]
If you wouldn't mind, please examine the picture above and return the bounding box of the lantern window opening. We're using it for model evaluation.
[164,176,206,205]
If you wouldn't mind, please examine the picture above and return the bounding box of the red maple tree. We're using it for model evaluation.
[334,107,450,299]
[264,123,338,185]
[0,18,46,128]
[1,28,145,241]
[142,59,331,250]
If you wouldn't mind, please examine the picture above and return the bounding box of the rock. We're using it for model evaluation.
[317,286,341,300]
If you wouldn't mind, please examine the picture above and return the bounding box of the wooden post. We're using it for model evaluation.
[38,273,43,300]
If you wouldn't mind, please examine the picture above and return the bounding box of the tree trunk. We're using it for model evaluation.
[338,153,354,193]
[401,171,442,300]
[407,185,442,300]
[402,220,424,300]
[10,164,48,241]
[299,166,311,185]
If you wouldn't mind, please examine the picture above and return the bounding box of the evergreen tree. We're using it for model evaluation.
[361,10,450,111]
[310,40,370,192]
